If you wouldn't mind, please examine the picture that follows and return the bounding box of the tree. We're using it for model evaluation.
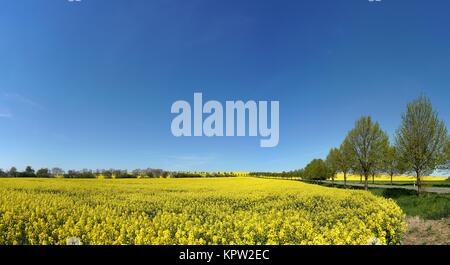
[67,170,80,178]
[51,167,65,177]
[303,159,328,181]
[101,169,113,179]
[80,169,95,178]
[0,169,6,177]
[345,116,389,190]
[294,169,304,179]
[8,167,17,177]
[384,146,406,185]
[395,96,448,194]
[161,171,170,178]
[337,140,354,187]
[447,139,450,159]
[351,165,363,184]
[36,168,51,178]
[370,168,378,185]
[23,166,35,177]
[443,139,450,169]
[325,148,340,185]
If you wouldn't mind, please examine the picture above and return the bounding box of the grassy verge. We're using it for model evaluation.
[313,181,449,219]
[369,188,450,220]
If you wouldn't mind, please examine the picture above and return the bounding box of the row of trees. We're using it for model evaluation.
[0,167,239,179]
[305,95,449,194]
[0,167,167,179]
[249,170,303,179]
[0,166,54,178]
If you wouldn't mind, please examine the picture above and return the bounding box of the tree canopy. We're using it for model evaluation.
[344,116,389,190]
[395,95,448,193]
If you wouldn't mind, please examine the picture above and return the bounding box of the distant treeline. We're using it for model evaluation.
[0,167,242,179]
[249,170,303,179]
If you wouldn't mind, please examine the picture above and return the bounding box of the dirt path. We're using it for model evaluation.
[403,217,450,245]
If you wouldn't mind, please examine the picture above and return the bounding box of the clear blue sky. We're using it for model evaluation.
[0,0,449,172]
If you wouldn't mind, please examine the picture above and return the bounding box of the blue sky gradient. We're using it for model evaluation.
[0,0,449,172]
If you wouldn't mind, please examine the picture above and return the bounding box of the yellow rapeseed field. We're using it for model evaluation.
[0,177,405,245]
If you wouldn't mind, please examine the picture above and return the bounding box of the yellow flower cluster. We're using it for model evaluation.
[0,177,405,245]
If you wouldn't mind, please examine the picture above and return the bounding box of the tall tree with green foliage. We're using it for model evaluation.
[384,146,406,185]
[447,139,450,157]
[345,116,389,190]
[444,139,450,169]
[395,96,448,194]
[326,148,340,185]
[23,166,35,178]
[303,159,328,181]
[51,167,65,176]
[8,167,17,177]
[36,168,51,178]
[337,140,354,187]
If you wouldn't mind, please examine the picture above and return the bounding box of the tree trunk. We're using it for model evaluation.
[364,174,369,190]
[344,172,347,187]
[372,174,375,184]
[360,175,362,184]
[416,170,421,196]
[390,173,393,185]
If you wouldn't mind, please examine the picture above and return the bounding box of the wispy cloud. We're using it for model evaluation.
[0,108,12,119]
[3,93,45,111]
[0,112,12,119]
